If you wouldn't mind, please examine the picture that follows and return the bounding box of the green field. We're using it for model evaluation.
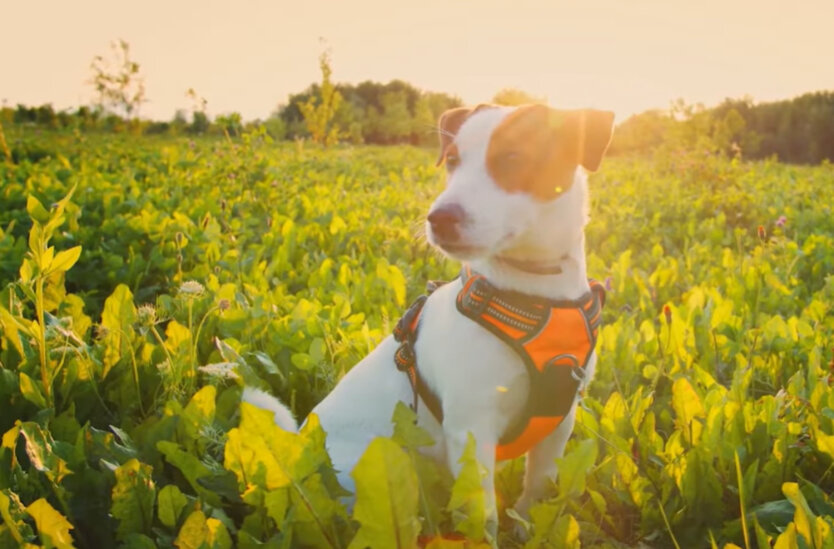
[2,129,834,548]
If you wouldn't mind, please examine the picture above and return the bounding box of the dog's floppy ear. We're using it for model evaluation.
[436,107,472,166]
[566,109,616,172]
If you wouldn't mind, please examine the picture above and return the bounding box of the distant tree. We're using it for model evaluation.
[185,88,210,135]
[89,40,146,125]
[215,112,243,138]
[607,110,673,156]
[34,104,57,128]
[299,51,343,146]
[262,115,287,140]
[277,79,460,145]
[492,88,545,106]
[0,118,11,164]
[170,109,189,135]
[378,91,412,143]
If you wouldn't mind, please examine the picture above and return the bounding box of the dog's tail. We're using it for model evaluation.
[242,387,299,432]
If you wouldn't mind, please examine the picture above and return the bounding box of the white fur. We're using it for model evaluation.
[243,105,601,534]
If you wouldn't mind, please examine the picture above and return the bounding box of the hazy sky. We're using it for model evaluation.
[3,0,833,122]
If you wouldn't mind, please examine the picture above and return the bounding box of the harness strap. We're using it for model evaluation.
[393,283,446,421]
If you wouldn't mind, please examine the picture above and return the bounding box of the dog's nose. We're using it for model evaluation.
[428,204,465,241]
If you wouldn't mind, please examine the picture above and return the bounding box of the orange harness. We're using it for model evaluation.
[394,267,605,461]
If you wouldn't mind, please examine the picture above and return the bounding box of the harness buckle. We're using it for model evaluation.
[570,365,588,387]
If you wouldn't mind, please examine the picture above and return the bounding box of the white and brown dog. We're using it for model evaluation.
[245,103,615,533]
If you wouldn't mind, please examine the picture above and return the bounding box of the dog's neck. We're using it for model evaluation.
[466,232,589,301]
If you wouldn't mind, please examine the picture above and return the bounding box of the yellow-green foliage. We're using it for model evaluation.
[1,129,834,548]
[299,52,344,146]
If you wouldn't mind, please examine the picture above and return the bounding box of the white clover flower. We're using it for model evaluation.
[137,304,157,325]
[179,280,205,297]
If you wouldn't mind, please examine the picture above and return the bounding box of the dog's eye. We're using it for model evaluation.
[445,154,460,169]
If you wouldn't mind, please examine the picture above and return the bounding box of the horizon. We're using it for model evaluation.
[3,0,834,123]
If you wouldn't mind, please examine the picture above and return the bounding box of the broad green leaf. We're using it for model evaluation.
[1,425,20,450]
[447,433,487,542]
[752,514,772,549]
[814,427,834,461]
[225,405,343,546]
[19,422,71,483]
[554,438,597,498]
[783,482,817,547]
[223,421,287,492]
[26,196,50,224]
[815,517,834,549]
[264,488,289,528]
[174,510,232,549]
[27,498,75,549]
[100,284,136,376]
[157,441,219,506]
[157,485,188,528]
[525,504,580,549]
[121,533,158,549]
[387,264,407,308]
[288,473,344,549]
[391,401,435,449]
[773,523,798,549]
[672,377,704,443]
[0,490,29,545]
[41,246,55,273]
[179,385,217,447]
[164,320,191,354]
[112,459,156,540]
[349,437,420,549]
[291,352,313,370]
[19,372,47,408]
[20,257,34,284]
[46,246,82,275]
[309,337,326,364]
[0,306,24,358]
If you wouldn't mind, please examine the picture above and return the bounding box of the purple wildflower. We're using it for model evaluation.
[604,276,613,291]
[776,215,787,227]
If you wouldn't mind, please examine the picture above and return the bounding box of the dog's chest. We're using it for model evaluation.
[413,281,529,433]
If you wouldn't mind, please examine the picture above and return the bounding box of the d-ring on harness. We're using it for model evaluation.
[393,266,606,461]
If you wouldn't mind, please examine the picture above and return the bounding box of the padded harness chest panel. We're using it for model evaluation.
[394,268,605,461]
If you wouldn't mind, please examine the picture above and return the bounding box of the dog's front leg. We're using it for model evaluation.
[514,405,577,517]
[442,414,499,540]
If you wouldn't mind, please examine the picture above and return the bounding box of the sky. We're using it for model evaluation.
[2,0,833,123]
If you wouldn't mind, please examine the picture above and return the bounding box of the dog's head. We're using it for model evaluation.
[427,103,614,266]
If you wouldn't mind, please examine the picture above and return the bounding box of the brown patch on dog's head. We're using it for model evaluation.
[486,104,614,200]
[436,104,497,166]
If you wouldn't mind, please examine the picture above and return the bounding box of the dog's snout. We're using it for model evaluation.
[428,204,465,241]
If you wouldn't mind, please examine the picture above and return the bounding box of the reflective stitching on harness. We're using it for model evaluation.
[393,269,605,461]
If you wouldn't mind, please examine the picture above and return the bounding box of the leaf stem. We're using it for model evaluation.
[35,276,51,407]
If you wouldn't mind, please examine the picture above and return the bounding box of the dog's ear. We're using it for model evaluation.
[561,109,616,172]
[436,107,472,166]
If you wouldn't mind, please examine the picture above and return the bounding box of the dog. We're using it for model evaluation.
[245,103,615,535]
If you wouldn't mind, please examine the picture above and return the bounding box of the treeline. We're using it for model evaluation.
[5,104,223,137]
[279,80,462,145]
[2,80,462,146]
[611,91,834,164]
[5,88,834,164]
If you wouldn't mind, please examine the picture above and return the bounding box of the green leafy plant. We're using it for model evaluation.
[1,129,833,548]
